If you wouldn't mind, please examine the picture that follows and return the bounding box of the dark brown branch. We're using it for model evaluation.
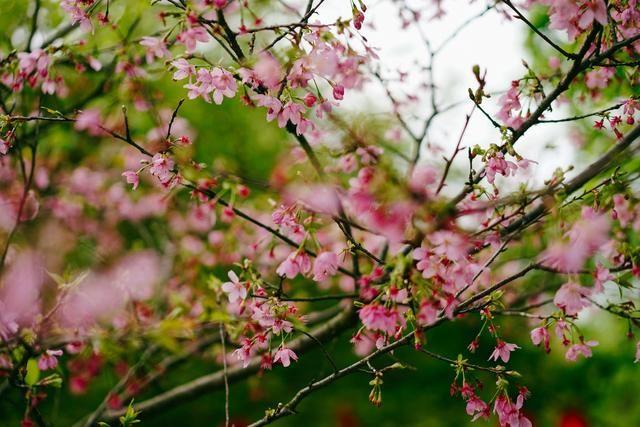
[0,126,39,270]
[216,10,245,60]
[503,0,575,59]
[26,0,41,52]
[538,101,625,123]
[165,98,185,140]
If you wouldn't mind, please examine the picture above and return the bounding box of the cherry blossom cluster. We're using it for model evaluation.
[219,269,306,369]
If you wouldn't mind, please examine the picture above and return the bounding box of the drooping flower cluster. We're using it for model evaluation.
[220,270,305,370]
[497,80,525,128]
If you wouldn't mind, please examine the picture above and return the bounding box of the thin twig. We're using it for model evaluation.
[219,323,230,427]
[502,0,575,59]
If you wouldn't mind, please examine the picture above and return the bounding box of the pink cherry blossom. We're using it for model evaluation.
[38,349,63,370]
[277,102,305,128]
[539,242,588,273]
[60,0,92,30]
[273,347,298,367]
[359,304,403,335]
[0,137,10,155]
[554,318,570,341]
[74,109,103,136]
[496,81,523,128]
[312,251,339,282]
[253,53,284,90]
[553,281,591,316]
[428,230,469,262]
[255,94,283,123]
[612,194,634,227]
[276,251,311,278]
[465,394,490,421]
[353,10,365,30]
[88,56,102,71]
[149,153,174,184]
[351,332,377,356]
[530,327,550,353]
[577,0,608,29]
[387,286,409,304]
[284,184,341,217]
[171,59,196,81]
[271,204,304,238]
[0,301,18,341]
[308,43,340,77]
[315,100,334,119]
[565,340,598,361]
[187,203,216,232]
[233,342,253,368]
[593,263,614,293]
[409,164,438,197]
[177,26,209,52]
[185,68,237,104]
[287,59,313,88]
[485,153,519,184]
[493,392,532,427]
[562,207,610,261]
[121,171,139,190]
[221,271,247,303]
[548,56,562,69]
[489,340,519,363]
[17,49,50,76]
[585,68,614,89]
[417,300,438,326]
[545,0,582,39]
[0,251,45,330]
[210,68,237,104]
[333,84,345,100]
[413,247,440,279]
[139,37,170,64]
[271,318,293,335]
[303,92,317,107]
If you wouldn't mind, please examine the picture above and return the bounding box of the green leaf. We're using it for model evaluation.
[38,374,63,388]
[119,400,141,426]
[25,358,40,386]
